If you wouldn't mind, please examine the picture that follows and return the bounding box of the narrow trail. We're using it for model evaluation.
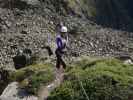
[38,66,64,100]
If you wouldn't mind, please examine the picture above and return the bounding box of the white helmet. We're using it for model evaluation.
[17,49,23,55]
[60,26,68,33]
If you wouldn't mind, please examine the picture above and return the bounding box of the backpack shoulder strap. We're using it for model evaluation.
[56,35,63,49]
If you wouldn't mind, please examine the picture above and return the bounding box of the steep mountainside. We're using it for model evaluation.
[0,0,133,68]
[36,0,133,31]
[95,0,133,31]
[61,0,133,31]
[1,0,133,30]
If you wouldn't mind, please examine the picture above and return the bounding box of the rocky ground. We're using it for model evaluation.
[0,0,133,68]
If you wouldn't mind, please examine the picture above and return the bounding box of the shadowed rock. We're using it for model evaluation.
[13,49,32,69]
[0,82,38,100]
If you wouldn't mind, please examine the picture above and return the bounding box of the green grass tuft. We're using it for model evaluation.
[10,63,54,95]
[48,58,133,100]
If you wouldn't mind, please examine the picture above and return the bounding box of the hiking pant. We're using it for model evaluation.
[55,48,66,69]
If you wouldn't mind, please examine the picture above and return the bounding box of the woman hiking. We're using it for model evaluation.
[55,23,68,69]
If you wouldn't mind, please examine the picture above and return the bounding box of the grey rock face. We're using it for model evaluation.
[0,82,38,100]
[22,0,40,5]
[0,0,133,68]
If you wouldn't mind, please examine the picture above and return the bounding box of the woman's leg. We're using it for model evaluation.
[60,58,66,69]
[55,48,66,69]
[56,57,61,69]
[55,49,61,69]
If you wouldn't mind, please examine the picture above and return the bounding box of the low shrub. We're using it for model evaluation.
[10,63,54,95]
[48,58,133,100]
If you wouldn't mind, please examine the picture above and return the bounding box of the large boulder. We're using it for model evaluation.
[13,49,33,69]
[116,54,133,61]
[0,68,9,82]
[0,68,9,94]
[0,82,38,100]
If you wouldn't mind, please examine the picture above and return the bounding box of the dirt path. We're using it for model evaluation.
[38,67,64,100]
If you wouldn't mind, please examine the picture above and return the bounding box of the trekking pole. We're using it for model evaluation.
[47,33,51,46]
[77,75,90,100]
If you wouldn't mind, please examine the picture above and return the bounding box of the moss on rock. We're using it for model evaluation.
[10,63,54,95]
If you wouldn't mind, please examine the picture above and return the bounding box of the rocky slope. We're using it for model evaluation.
[0,0,133,68]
